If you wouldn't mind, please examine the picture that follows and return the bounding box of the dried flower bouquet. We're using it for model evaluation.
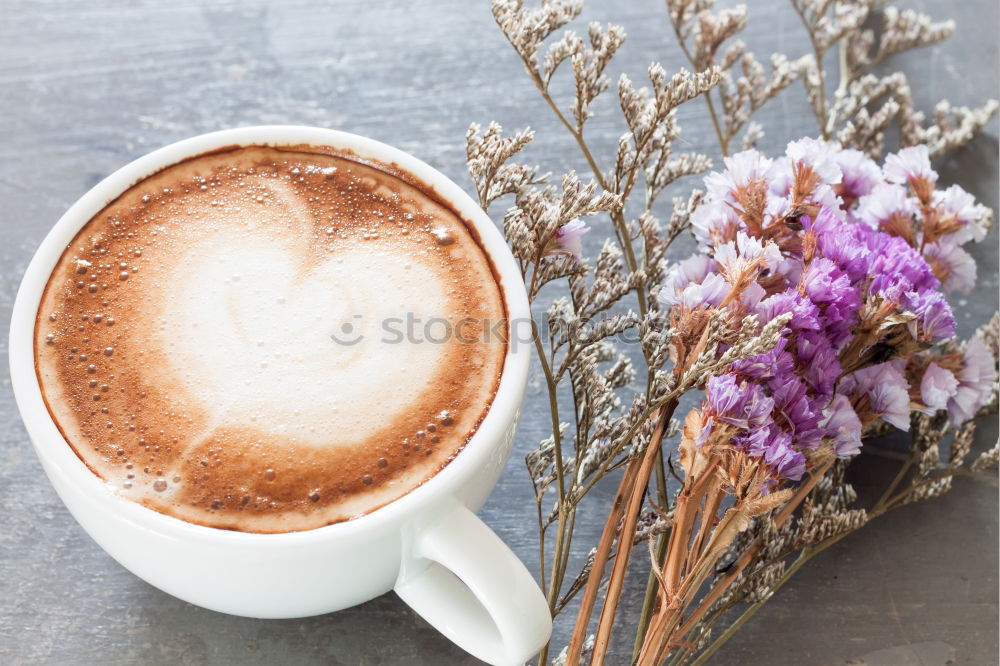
[467,1,998,664]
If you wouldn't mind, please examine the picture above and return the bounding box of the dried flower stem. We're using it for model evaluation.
[563,456,637,662]
[790,0,830,137]
[534,331,568,570]
[533,325,574,666]
[533,73,607,189]
[570,393,677,502]
[519,56,645,287]
[875,450,916,508]
[771,458,834,527]
[666,8,729,155]
[565,400,677,664]
[591,405,674,661]
[632,534,670,660]
[826,38,851,136]
[687,545,818,666]
[665,458,833,648]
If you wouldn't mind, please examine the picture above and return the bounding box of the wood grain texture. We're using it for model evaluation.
[0,1,996,664]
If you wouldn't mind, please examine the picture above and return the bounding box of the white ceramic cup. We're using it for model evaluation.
[8,126,551,666]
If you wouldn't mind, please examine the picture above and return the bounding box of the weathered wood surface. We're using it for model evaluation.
[0,1,996,664]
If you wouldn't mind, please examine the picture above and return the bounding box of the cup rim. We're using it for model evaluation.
[8,125,531,546]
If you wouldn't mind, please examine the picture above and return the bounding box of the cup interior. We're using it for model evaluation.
[9,125,531,544]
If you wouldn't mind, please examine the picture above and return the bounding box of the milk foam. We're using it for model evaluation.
[35,146,506,532]
[159,230,450,447]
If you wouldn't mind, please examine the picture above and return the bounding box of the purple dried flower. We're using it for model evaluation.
[756,291,821,332]
[946,337,997,424]
[923,240,976,293]
[706,375,774,430]
[731,338,792,381]
[766,442,806,481]
[902,290,956,343]
[822,394,863,458]
[739,281,767,307]
[768,372,825,449]
[670,137,986,475]
[883,145,938,187]
[713,232,783,282]
[801,257,861,349]
[854,183,917,230]
[833,148,882,205]
[867,235,939,297]
[699,375,766,449]
[811,208,873,283]
[743,426,806,481]
[553,218,589,258]
[868,383,912,431]
[920,362,959,413]
[796,331,841,398]
[785,137,843,185]
[933,184,987,244]
[706,374,744,415]
[847,361,912,430]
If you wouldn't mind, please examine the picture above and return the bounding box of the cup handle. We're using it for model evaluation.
[394,500,552,665]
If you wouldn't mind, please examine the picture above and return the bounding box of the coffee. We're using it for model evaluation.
[34,145,507,533]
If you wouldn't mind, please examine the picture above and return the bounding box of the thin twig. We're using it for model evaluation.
[564,455,643,663]
[666,8,729,155]
[790,0,831,138]
[591,406,674,662]
[633,533,670,662]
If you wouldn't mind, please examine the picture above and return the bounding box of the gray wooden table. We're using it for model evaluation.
[1,1,997,664]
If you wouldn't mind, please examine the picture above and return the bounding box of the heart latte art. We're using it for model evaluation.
[35,145,506,532]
